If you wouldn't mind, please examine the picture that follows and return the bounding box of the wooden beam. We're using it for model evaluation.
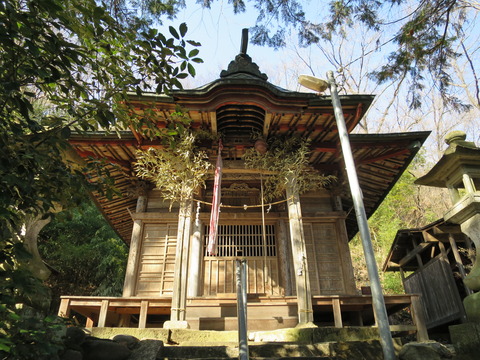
[209,111,217,134]
[350,140,417,149]
[386,261,400,268]
[422,231,444,243]
[389,325,417,332]
[263,113,272,137]
[70,139,137,146]
[432,225,463,235]
[98,300,109,327]
[449,234,473,296]
[76,149,131,170]
[438,241,448,259]
[399,242,433,267]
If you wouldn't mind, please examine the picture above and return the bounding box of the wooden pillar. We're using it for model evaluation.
[139,300,149,329]
[286,176,313,323]
[277,219,292,296]
[449,234,473,295]
[86,316,95,328]
[332,298,343,328]
[58,298,71,318]
[170,198,193,322]
[122,194,147,297]
[187,211,203,297]
[410,295,429,341]
[98,300,109,327]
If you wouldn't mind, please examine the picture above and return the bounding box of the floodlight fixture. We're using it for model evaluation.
[298,75,328,93]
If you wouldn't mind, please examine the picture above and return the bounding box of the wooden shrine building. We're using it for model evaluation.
[59,46,430,335]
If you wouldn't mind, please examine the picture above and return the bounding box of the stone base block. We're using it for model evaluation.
[463,291,480,322]
[449,322,480,355]
[129,340,163,360]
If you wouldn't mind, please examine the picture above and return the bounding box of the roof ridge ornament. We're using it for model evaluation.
[220,28,268,80]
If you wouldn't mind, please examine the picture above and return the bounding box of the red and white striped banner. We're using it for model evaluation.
[207,139,223,255]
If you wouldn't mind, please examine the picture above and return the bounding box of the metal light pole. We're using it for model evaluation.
[299,72,396,360]
[236,259,249,360]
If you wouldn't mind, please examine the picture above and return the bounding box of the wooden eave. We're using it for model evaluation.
[382,219,466,272]
[342,131,430,239]
[68,129,429,245]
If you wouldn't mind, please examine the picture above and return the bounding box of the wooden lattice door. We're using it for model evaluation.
[202,223,282,296]
[134,223,177,296]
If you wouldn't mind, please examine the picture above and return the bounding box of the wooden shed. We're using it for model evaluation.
[59,48,429,334]
[383,219,473,330]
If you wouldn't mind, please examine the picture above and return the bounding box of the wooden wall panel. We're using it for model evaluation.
[304,222,347,295]
[135,223,178,296]
[404,257,465,329]
[146,189,178,212]
[300,191,333,213]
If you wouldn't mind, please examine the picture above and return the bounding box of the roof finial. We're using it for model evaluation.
[220,28,267,80]
[240,28,248,55]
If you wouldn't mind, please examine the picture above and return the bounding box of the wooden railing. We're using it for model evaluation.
[58,296,172,328]
[58,293,428,341]
[311,294,428,341]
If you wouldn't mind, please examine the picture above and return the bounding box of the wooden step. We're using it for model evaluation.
[186,296,299,330]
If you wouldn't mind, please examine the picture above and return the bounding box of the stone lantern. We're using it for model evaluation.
[416,131,480,292]
[416,130,480,353]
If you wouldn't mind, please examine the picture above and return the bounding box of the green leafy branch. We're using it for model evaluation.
[134,129,212,208]
[244,136,336,201]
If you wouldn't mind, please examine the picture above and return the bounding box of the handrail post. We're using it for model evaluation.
[236,259,249,360]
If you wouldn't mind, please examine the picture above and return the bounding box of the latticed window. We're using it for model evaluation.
[204,224,276,257]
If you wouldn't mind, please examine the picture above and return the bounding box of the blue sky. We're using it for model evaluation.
[157,1,328,90]
[156,1,480,145]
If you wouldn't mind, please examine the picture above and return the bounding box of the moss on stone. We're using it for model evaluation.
[169,329,238,345]
[90,328,169,341]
